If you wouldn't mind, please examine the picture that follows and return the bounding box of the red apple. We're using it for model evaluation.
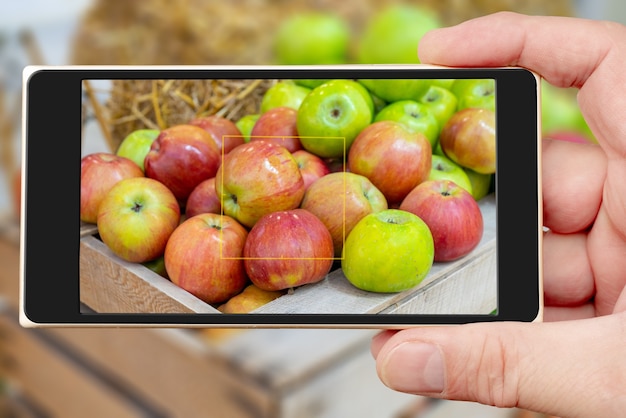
[439,108,496,174]
[249,106,303,152]
[185,177,220,218]
[300,172,387,257]
[399,179,483,262]
[144,124,221,205]
[165,213,249,304]
[292,150,330,191]
[80,152,144,224]
[188,115,245,154]
[243,209,334,291]
[97,177,180,263]
[216,140,305,228]
[348,120,432,205]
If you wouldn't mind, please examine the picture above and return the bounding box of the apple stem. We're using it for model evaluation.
[132,202,143,213]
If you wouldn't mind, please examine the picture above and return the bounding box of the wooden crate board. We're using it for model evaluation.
[80,194,496,315]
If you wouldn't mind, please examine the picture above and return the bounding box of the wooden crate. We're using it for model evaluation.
[80,194,497,316]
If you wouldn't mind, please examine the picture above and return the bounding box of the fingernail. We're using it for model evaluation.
[381,342,445,393]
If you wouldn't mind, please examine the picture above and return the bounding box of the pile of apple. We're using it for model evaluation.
[81,77,495,311]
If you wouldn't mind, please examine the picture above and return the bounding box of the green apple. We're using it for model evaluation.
[296,79,374,158]
[356,4,441,64]
[430,79,455,90]
[235,114,259,143]
[541,80,593,139]
[419,85,458,130]
[463,168,492,201]
[429,154,473,195]
[273,12,350,65]
[260,81,311,114]
[451,79,496,111]
[359,79,431,103]
[116,129,160,172]
[374,100,439,149]
[294,79,330,89]
[341,209,434,293]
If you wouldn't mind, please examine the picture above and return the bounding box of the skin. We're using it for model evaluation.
[371,12,626,418]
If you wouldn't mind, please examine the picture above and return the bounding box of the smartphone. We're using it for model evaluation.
[19,64,543,328]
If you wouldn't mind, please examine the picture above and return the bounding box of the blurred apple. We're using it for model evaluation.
[165,213,248,305]
[97,177,180,263]
[400,179,483,262]
[356,5,441,64]
[429,154,473,195]
[250,106,302,152]
[216,140,305,228]
[80,152,144,224]
[188,115,244,154]
[143,256,168,279]
[297,79,373,158]
[273,12,350,65]
[541,80,593,140]
[342,209,434,293]
[243,209,334,291]
[185,177,220,218]
[260,81,311,114]
[116,129,160,172]
[463,168,492,201]
[292,150,330,191]
[359,79,431,103]
[374,100,439,149]
[439,108,496,174]
[451,79,496,111]
[300,172,388,257]
[235,114,259,142]
[419,85,458,130]
[348,120,432,205]
[144,124,221,205]
[218,284,286,313]
[294,79,329,89]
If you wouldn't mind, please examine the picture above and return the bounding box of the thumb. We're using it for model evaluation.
[373,314,626,417]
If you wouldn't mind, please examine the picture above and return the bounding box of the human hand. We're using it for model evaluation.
[372,12,626,417]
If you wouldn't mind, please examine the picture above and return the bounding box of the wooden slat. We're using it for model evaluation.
[80,236,219,313]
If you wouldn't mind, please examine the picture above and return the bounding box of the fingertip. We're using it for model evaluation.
[371,329,397,359]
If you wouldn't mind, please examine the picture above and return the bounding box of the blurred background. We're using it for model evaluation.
[1,0,624,417]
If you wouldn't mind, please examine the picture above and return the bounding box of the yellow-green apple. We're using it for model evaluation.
[541,80,593,140]
[80,152,144,223]
[116,129,160,172]
[260,81,311,113]
[463,168,492,201]
[97,177,180,263]
[400,179,483,262]
[188,115,244,154]
[185,177,220,218]
[348,120,432,205]
[243,209,334,291]
[218,284,286,313]
[297,79,373,158]
[164,213,248,304]
[356,4,441,64]
[294,79,329,89]
[216,140,305,228]
[451,79,496,111]
[439,107,496,174]
[429,154,473,195]
[419,85,458,131]
[359,79,431,103]
[250,106,302,152]
[300,172,388,257]
[273,12,350,65]
[292,149,330,191]
[341,209,434,293]
[235,114,259,143]
[374,100,439,149]
[144,124,221,204]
